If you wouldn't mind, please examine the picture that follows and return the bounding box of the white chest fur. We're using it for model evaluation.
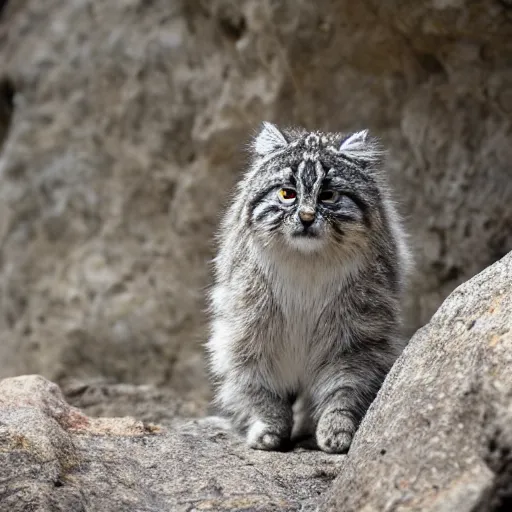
[261,252,353,393]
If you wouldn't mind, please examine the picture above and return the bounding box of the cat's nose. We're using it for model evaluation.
[299,207,315,228]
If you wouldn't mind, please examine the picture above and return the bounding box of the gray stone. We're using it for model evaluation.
[0,375,341,512]
[1,0,512,393]
[62,377,208,426]
[322,251,512,511]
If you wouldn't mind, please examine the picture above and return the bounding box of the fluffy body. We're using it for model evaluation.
[206,123,411,453]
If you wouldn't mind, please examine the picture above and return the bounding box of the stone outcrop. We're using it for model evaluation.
[323,251,512,512]
[1,1,512,391]
[0,375,339,512]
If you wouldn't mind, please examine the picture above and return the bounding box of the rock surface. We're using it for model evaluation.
[0,375,341,512]
[1,1,512,391]
[62,377,208,426]
[323,251,512,512]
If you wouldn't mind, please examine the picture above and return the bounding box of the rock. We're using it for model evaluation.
[472,393,512,512]
[322,251,512,511]
[62,377,208,426]
[0,375,341,511]
[1,0,512,400]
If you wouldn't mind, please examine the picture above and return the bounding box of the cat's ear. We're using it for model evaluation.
[339,130,381,162]
[253,122,288,156]
[339,130,369,152]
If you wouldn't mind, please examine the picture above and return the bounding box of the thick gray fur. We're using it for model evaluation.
[206,122,411,453]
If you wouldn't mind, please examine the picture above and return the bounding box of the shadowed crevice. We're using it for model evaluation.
[0,76,15,151]
[0,0,8,17]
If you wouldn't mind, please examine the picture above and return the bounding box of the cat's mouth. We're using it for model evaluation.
[292,230,318,238]
[287,229,325,252]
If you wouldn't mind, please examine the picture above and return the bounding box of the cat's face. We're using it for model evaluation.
[244,123,382,255]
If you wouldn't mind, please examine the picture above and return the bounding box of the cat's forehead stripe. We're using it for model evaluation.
[296,159,325,195]
[302,151,320,162]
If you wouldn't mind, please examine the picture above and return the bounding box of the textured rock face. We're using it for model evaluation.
[323,251,512,512]
[0,375,340,512]
[1,1,512,392]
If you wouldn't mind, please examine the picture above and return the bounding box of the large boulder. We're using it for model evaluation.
[1,1,512,395]
[0,375,340,512]
[322,251,512,511]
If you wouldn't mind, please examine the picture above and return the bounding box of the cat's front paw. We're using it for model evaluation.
[315,410,355,454]
[246,420,289,451]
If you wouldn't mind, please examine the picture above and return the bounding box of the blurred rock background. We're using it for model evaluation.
[1,0,511,401]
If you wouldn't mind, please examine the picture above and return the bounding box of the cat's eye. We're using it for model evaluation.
[277,188,297,204]
[319,189,340,204]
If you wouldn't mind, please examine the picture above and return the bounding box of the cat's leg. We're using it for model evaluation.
[217,379,293,450]
[310,358,389,454]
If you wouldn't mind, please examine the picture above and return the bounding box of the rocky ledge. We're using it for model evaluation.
[1,252,512,511]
